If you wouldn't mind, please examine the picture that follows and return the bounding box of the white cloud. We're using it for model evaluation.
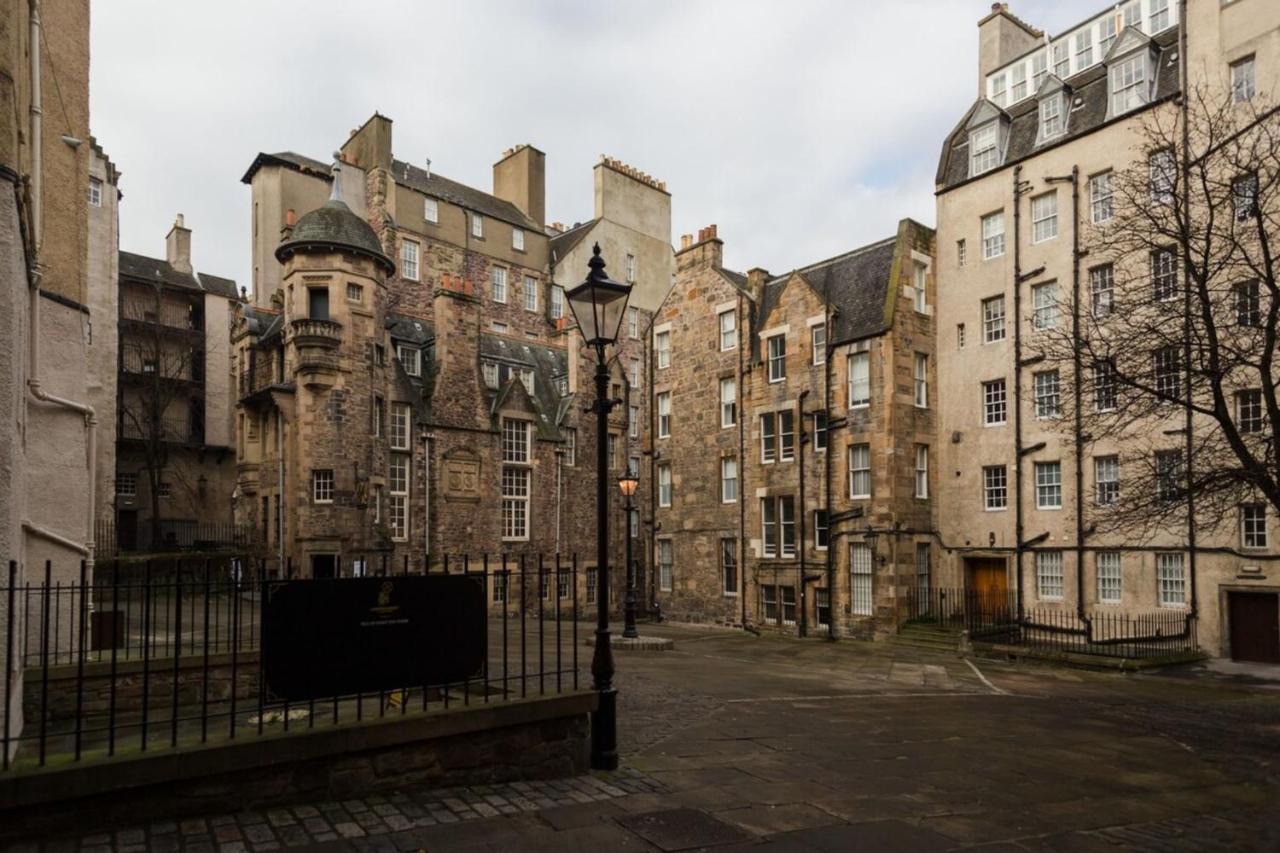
[90,0,1100,284]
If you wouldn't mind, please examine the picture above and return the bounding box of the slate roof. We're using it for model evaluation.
[479,334,570,440]
[119,251,239,300]
[243,151,541,233]
[240,306,283,341]
[386,314,434,346]
[276,198,395,274]
[936,27,1180,192]
[549,219,599,264]
[751,237,898,361]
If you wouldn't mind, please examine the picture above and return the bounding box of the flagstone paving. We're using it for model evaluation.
[8,624,1280,851]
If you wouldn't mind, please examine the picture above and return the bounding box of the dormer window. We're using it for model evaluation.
[970,122,1001,176]
[1099,16,1118,56]
[1052,42,1069,77]
[1038,95,1065,143]
[1122,2,1141,31]
[1031,52,1048,90]
[990,73,1007,108]
[1149,0,1170,33]
[1011,63,1027,102]
[1110,52,1150,116]
[1075,30,1094,69]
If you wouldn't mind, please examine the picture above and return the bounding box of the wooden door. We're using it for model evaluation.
[1229,592,1280,664]
[967,558,1009,617]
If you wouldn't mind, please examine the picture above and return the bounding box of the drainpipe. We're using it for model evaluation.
[798,389,808,638]
[1047,168,1085,621]
[738,293,748,629]
[555,445,563,555]
[277,410,284,573]
[1012,165,1026,620]
[25,0,98,571]
[823,275,834,639]
[1177,0,1198,619]
[424,433,433,570]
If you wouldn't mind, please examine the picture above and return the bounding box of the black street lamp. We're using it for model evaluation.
[618,471,639,639]
[566,243,633,772]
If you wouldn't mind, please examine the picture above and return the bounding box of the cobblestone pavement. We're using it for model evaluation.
[7,624,1280,851]
[9,770,664,852]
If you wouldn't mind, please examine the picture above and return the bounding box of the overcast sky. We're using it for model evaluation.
[90,1,1101,290]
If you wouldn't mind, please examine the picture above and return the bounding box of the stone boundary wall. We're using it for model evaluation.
[0,691,594,840]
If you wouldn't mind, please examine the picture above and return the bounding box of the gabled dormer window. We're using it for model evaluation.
[970,122,1000,176]
[1109,51,1151,116]
[1038,94,1065,143]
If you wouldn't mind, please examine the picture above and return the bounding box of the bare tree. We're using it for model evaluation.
[1039,85,1280,541]
[119,282,203,549]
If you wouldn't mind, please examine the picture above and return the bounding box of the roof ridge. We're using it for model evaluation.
[770,236,897,284]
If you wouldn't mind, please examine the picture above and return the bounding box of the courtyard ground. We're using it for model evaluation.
[10,623,1280,852]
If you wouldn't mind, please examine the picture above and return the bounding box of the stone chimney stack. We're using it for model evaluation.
[166,214,192,276]
[977,3,1042,97]
[493,144,546,228]
[746,267,771,302]
[675,224,723,274]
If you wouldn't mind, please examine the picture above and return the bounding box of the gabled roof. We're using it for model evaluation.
[392,159,541,232]
[386,314,434,346]
[549,219,599,264]
[240,305,283,341]
[479,334,570,440]
[243,151,541,232]
[751,236,898,360]
[119,251,239,299]
[937,27,1180,192]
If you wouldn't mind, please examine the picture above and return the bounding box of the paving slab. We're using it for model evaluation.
[615,808,754,851]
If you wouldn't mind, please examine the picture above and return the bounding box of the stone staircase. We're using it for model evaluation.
[889,622,963,655]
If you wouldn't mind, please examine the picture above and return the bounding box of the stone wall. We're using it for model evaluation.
[0,692,594,840]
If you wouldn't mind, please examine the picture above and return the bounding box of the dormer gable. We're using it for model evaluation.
[966,101,1011,178]
[1034,75,1071,146]
[1104,27,1159,119]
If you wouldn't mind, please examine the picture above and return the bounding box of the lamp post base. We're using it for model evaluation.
[590,687,619,771]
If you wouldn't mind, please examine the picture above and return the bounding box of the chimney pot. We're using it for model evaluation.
[709,224,717,238]
[680,234,692,250]
[285,208,296,226]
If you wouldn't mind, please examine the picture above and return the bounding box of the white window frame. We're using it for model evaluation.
[1242,504,1267,549]
[760,413,777,464]
[397,344,420,377]
[658,541,673,592]
[812,323,827,365]
[401,240,420,281]
[391,402,411,450]
[1032,282,1058,330]
[914,444,929,499]
[1035,461,1063,509]
[913,262,928,313]
[720,377,736,428]
[313,469,334,504]
[850,543,873,616]
[512,228,525,251]
[628,306,640,339]
[657,391,671,439]
[1231,55,1256,103]
[719,310,737,351]
[1094,456,1119,506]
[1157,552,1185,607]
[658,464,672,508]
[1089,172,1113,224]
[849,443,871,499]
[847,351,870,408]
[424,197,438,223]
[1149,0,1170,33]
[501,466,530,541]
[982,212,1005,259]
[778,410,795,462]
[983,465,1008,510]
[1031,192,1058,243]
[1110,52,1149,116]
[1038,95,1064,142]
[913,353,928,408]
[721,457,738,504]
[1097,552,1122,604]
[656,330,671,370]
[983,295,1006,343]
[1091,265,1114,318]
[1034,370,1061,419]
[550,285,565,320]
[88,177,102,207]
[970,122,1000,176]
[983,378,1007,426]
[1036,551,1064,601]
[524,275,538,312]
[491,267,507,303]
[389,455,409,541]
[767,334,786,383]
[116,472,137,497]
[471,213,483,238]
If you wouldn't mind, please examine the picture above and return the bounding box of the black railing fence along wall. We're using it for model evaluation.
[95,520,256,556]
[904,585,1198,658]
[1,553,594,773]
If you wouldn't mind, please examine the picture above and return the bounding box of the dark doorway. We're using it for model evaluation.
[117,509,138,552]
[311,553,337,579]
[1228,591,1280,664]
[308,287,330,321]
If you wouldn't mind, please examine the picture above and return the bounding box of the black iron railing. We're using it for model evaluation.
[903,585,1198,658]
[1,554,594,773]
[95,521,256,556]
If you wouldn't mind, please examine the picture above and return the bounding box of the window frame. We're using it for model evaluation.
[847,351,870,408]
[721,456,738,504]
[720,377,737,428]
[312,469,335,504]
[983,378,1007,426]
[1031,192,1059,244]
[719,310,737,351]
[1242,504,1268,549]
[983,465,1008,511]
[1035,460,1063,509]
[849,443,871,499]
[1036,551,1065,601]
[982,211,1006,259]
[983,295,1007,343]
[767,334,786,383]
[401,239,420,281]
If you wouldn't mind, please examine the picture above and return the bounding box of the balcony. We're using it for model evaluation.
[119,411,205,446]
[290,317,343,388]
[237,461,261,493]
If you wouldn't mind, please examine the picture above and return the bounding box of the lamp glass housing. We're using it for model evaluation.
[567,243,632,348]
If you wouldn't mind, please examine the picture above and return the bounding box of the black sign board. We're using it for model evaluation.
[261,575,486,702]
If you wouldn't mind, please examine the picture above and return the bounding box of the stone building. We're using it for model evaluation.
[234,115,662,608]
[652,220,936,637]
[1,0,118,759]
[933,1,1280,659]
[113,216,239,552]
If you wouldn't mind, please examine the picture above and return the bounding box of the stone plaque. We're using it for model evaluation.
[444,454,481,501]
